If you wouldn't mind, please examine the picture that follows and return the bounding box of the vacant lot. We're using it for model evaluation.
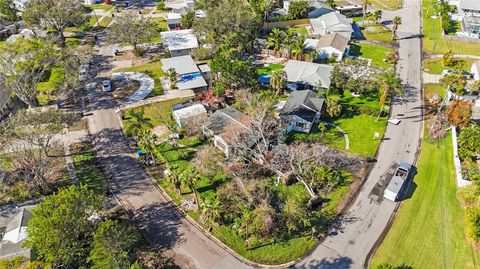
[349,43,395,69]
[423,58,477,74]
[371,0,403,10]
[372,134,480,268]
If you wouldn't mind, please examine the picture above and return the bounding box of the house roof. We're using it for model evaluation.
[161,55,200,75]
[203,107,246,135]
[284,60,333,88]
[173,103,207,119]
[3,208,31,244]
[316,33,349,52]
[308,2,334,18]
[161,29,199,51]
[176,73,207,90]
[460,0,480,11]
[281,90,325,122]
[472,60,480,75]
[0,206,34,260]
[198,64,211,73]
[310,12,353,35]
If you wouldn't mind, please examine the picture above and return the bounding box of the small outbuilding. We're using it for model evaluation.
[172,103,208,129]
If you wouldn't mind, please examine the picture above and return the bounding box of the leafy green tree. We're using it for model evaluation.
[325,0,336,8]
[440,70,467,95]
[249,0,274,27]
[137,129,158,165]
[23,0,86,45]
[282,196,310,234]
[266,28,285,56]
[325,95,343,118]
[107,13,157,54]
[458,124,480,154]
[125,108,154,136]
[88,220,141,269]
[441,50,454,66]
[0,0,17,24]
[466,207,480,242]
[25,185,103,267]
[270,69,287,95]
[201,198,221,230]
[377,71,402,119]
[372,9,382,24]
[447,100,472,128]
[391,16,402,40]
[156,0,166,11]
[288,0,309,19]
[241,203,281,240]
[179,167,201,211]
[0,38,57,107]
[180,10,195,29]
[211,49,258,89]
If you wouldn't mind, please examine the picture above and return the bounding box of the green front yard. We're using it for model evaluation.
[37,67,65,105]
[349,43,395,69]
[424,83,445,99]
[372,133,480,268]
[362,24,394,43]
[115,60,165,97]
[90,3,113,11]
[257,64,284,75]
[122,98,187,130]
[423,58,476,74]
[287,25,309,36]
[423,0,480,55]
[98,16,113,27]
[71,143,108,194]
[370,0,403,10]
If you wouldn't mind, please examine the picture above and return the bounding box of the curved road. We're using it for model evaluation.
[84,0,423,267]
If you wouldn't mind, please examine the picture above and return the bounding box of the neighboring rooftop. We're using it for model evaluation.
[176,73,208,90]
[173,103,207,119]
[160,29,199,51]
[203,107,246,135]
[316,33,350,52]
[310,12,353,38]
[0,206,34,260]
[460,0,480,11]
[284,60,334,88]
[281,90,325,122]
[161,55,200,75]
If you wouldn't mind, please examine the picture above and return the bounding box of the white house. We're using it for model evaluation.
[280,90,325,133]
[161,55,208,92]
[471,60,480,80]
[166,13,182,30]
[165,0,195,14]
[172,103,208,129]
[284,60,334,90]
[161,29,199,57]
[310,12,354,39]
[305,33,350,61]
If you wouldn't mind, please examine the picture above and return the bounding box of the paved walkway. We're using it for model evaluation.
[112,72,155,103]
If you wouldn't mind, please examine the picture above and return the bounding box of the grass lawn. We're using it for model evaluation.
[147,17,168,43]
[65,15,99,33]
[115,60,165,97]
[71,143,108,194]
[90,3,113,11]
[66,37,83,47]
[371,134,480,268]
[257,64,284,75]
[362,24,394,43]
[424,83,446,99]
[98,16,113,27]
[423,58,476,74]
[370,0,403,10]
[423,0,480,55]
[288,25,309,36]
[122,98,187,129]
[349,43,395,69]
[37,67,65,105]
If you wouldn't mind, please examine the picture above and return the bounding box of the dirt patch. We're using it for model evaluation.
[152,125,171,139]
[112,80,141,100]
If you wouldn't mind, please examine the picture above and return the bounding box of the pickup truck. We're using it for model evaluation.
[383,162,412,202]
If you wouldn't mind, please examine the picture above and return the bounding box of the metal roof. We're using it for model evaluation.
[284,60,333,88]
[161,29,199,51]
[161,55,200,75]
[460,0,480,11]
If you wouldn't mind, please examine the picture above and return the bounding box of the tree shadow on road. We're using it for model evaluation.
[294,256,353,269]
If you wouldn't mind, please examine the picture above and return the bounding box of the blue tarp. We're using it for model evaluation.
[258,74,271,84]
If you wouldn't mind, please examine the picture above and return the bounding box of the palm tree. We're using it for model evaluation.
[166,164,182,194]
[164,67,177,83]
[270,70,287,95]
[373,10,383,24]
[201,199,221,230]
[282,31,296,58]
[391,16,402,40]
[361,0,372,26]
[125,108,153,136]
[326,0,336,8]
[291,36,306,60]
[266,28,285,56]
[137,130,158,165]
[180,166,201,211]
[377,71,403,120]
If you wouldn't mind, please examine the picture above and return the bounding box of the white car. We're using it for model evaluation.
[102,80,112,92]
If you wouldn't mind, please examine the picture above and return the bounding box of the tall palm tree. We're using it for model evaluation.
[391,16,402,40]
[270,70,287,95]
[201,199,221,230]
[137,129,158,165]
[373,9,383,24]
[266,28,285,56]
[377,71,403,120]
[290,36,306,60]
[125,108,153,136]
[361,0,372,26]
[180,167,201,211]
[282,31,296,58]
[166,164,182,194]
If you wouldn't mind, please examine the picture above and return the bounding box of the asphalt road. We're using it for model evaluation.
[83,1,423,267]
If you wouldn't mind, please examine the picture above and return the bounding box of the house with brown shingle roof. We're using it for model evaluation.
[306,33,350,62]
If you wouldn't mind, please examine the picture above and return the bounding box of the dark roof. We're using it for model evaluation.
[281,90,325,122]
[203,107,245,135]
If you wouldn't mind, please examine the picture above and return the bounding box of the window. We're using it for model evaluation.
[297,122,306,129]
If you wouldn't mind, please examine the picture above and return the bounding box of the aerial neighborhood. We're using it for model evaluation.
[0,0,480,268]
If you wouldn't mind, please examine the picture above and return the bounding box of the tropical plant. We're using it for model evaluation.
[266,28,285,56]
[446,100,472,128]
[288,0,310,19]
[441,50,454,66]
[325,95,343,118]
[181,10,195,29]
[457,124,480,154]
[282,31,296,57]
[166,164,182,194]
[373,9,382,24]
[291,36,306,60]
[377,71,403,119]
[282,196,310,234]
[325,0,336,8]
[125,108,154,136]
[270,69,287,95]
[179,166,201,211]
[391,16,402,40]
[361,0,372,26]
[137,129,158,164]
[201,198,221,229]
[440,70,467,95]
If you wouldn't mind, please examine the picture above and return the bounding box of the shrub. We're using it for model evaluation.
[466,207,480,242]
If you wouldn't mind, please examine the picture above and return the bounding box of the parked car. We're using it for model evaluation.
[383,162,412,202]
[102,80,112,92]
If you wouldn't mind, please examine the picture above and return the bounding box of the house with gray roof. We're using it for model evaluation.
[161,55,208,92]
[310,12,353,39]
[459,0,480,14]
[202,107,250,157]
[280,90,325,133]
[160,29,199,57]
[305,33,350,61]
[0,206,34,260]
[284,60,333,90]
